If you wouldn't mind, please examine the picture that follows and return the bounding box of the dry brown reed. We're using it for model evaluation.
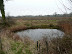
[58,20,72,34]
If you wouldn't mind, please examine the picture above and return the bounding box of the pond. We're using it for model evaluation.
[16,29,64,41]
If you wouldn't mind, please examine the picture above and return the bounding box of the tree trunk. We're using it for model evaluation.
[1,8,6,24]
[0,0,6,25]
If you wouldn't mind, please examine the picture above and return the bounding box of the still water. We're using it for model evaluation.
[16,29,64,41]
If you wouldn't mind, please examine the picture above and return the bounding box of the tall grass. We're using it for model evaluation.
[36,34,72,54]
[58,20,72,34]
[0,17,72,54]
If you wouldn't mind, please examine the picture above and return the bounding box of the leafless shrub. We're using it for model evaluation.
[36,32,72,54]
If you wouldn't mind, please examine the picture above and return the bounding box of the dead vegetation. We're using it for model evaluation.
[35,34,72,54]
[58,20,72,34]
[0,17,72,54]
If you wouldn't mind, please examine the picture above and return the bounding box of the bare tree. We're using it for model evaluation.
[0,0,6,25]
[69,0,72,2]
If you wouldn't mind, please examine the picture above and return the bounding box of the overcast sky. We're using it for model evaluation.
[0,0,72,16]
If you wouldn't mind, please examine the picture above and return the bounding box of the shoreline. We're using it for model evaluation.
[9,25,59,32]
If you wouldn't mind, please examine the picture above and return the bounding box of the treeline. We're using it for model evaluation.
[0,13,72,18]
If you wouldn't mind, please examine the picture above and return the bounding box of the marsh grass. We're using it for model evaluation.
[0,30,35,54]
[36,33,72,54]
[0,17,72,54]
[58,20,72,34]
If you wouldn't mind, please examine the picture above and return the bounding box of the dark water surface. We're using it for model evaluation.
[16,29,64,41]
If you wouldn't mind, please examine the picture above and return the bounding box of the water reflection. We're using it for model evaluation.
[16,29,64,41]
